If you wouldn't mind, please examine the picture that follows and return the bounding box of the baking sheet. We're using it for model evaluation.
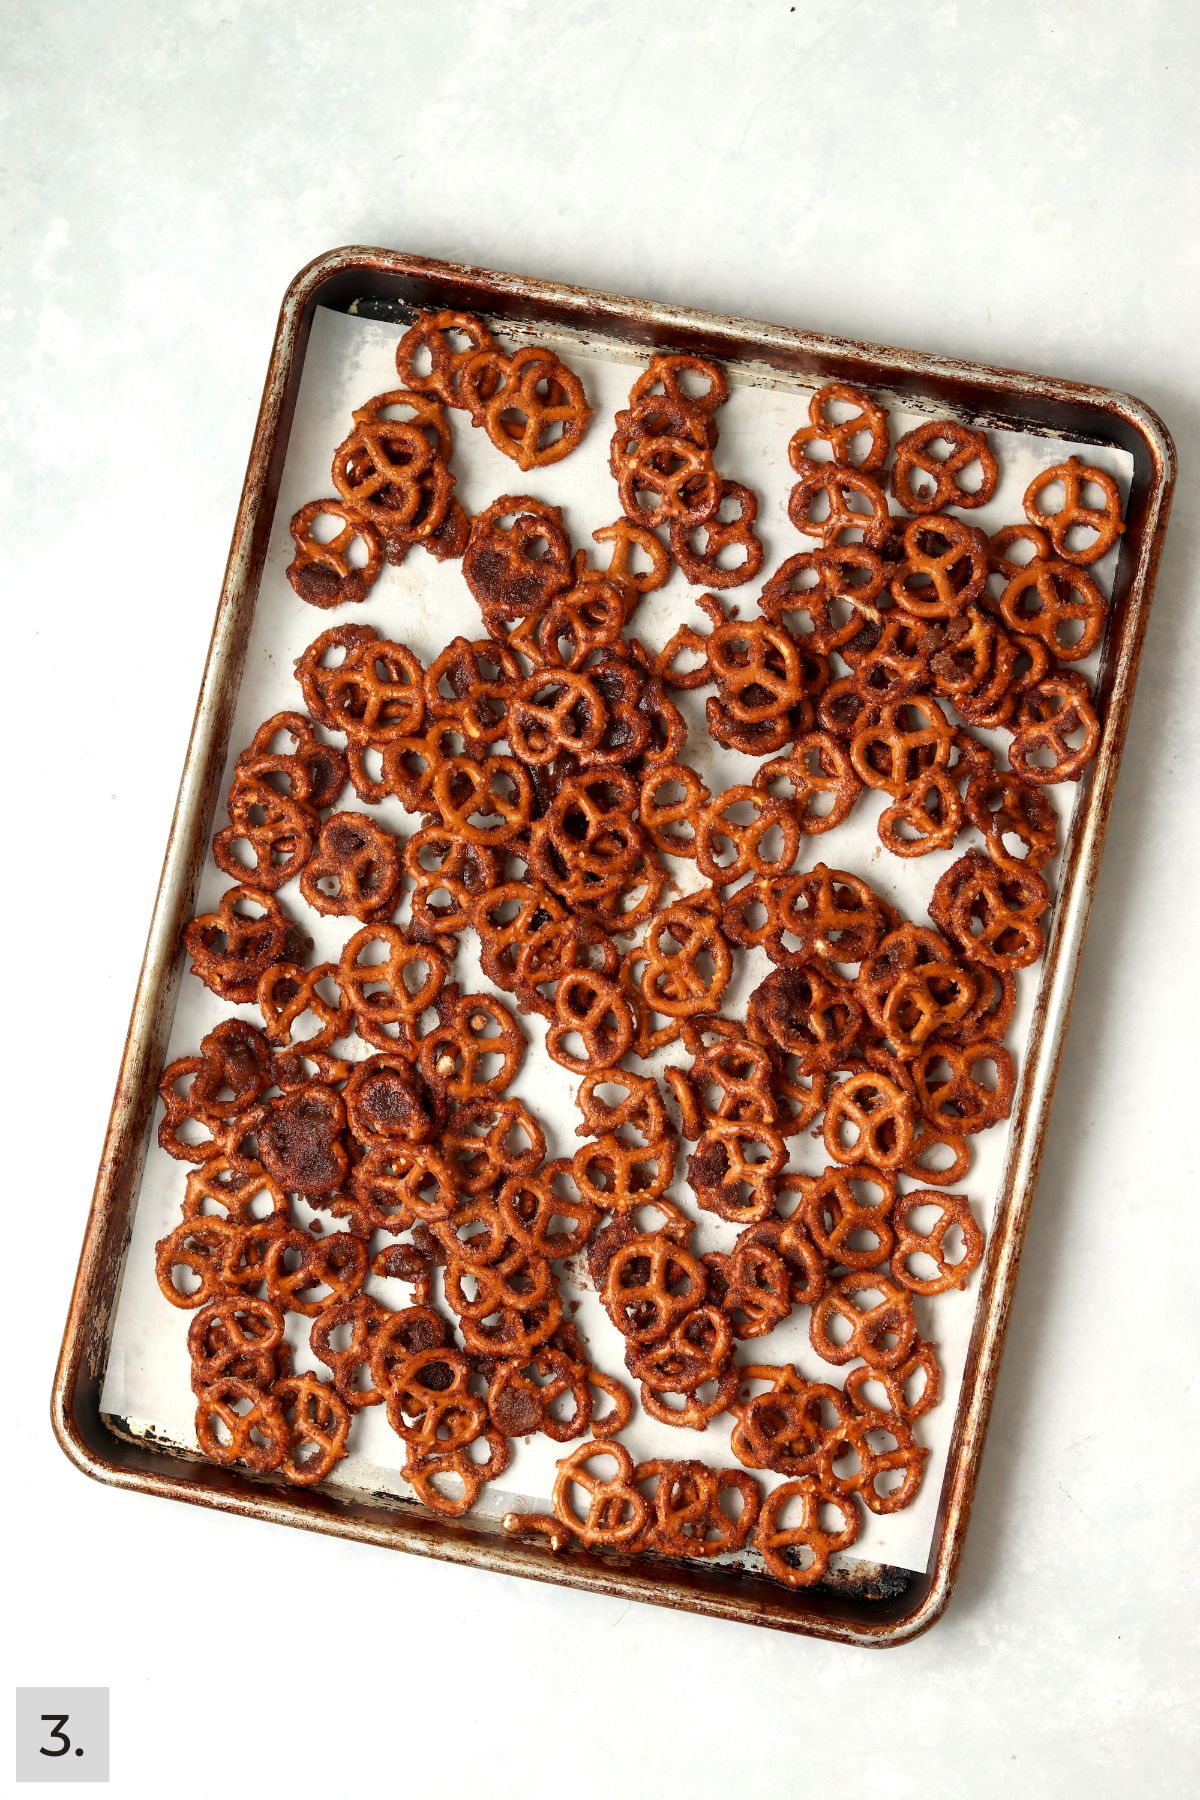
[100,304,1133,1576]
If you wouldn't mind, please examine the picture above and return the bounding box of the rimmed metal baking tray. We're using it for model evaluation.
[52,246,1176,1646]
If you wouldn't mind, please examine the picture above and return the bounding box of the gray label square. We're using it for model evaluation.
[15,1690,109,1783]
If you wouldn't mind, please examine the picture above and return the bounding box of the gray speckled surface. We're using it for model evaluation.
[7,2,1198,1796]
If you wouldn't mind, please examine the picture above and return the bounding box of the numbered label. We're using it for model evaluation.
[14,1690,108,1784]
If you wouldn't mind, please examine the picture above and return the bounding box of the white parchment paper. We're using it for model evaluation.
[100,305,1132,1575]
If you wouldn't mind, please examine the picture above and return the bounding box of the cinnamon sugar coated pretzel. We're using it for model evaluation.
[157,327,1121,1589]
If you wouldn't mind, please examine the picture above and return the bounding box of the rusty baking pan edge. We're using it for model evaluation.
[52,246,1176,1648]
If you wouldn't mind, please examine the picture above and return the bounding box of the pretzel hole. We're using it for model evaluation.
[173,1112,218,1154]
[872,1466,909,1500]
[865,1426,902,1458]
[968,1056,999,1091]
[911,1136,958,1176]
[829,1438,863,1479]
[1062,521,1103,557]
[845,1225,887,1259]
[505,1267,543,1303]
[714,1483,749,1527]
[424,882,460,918]
[423,1464,473,1505]
[290,1435,327,1468]
[206,1411,238,1450]
[610,535,656,576]
[710,538,751,572]
[899,1364,932,1413]
[824,1311,855,1349]
[851,1374,891,1412]
[323,1317,358,1356]
[772,1537,819,1575]
[924,1218,962,1269]
[704,828,742,869]
[537,417,568,451]
[545,1386,583,1428]
[799,434,835,465]
[902,1249,941,1285]
[227,1122,263,1166]
[837,483,881,520]
[849,1286,891,1322]
[169,1261,205,1298]
[500,1118,538,1161]
[515,529,554,563]
[1053,710,1090,748]
[571,1449,623,1489]
[536,1210,579,1248]
[745,821,784,865]
[452,1215,493,1253]
[495,405,534,445]
[303,510,343,546]
[630,480,665,514]
[554,1029,590,1065]
[801,486,835,526]
[830,1116,862,1155]
[233,1184,275,1223]
[643,1387,689,1418]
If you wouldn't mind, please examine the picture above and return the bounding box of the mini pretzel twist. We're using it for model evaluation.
[694,786,801,886]
[482,347,592,471]
[1009,673,1100,783]
[602,1235,708,1345]
[669,481,764,589]
[338,925,448,1052]
[1023,456,1125,565]
[877,768,964,857]
[913,1037,1015,1133]
[823,1071,917,1171]
[809,1271,918,1369]
[589,517,671,592]
[789,382,890,473]
[309,1296,393,1410]
[194,1377,289,1472]
[462,494,573,624]
[753,1478,861,1587]
[419,989,526,1101]
[787,466,891,546]
[550,1440,650,1548]
[998,559,1106,661]
[616,436,722,531]
[395,310,497,407]
[299,811,403,922]
[639,1459,762,1557]
[275,1374,352,1485]
[287,500,383,609]
[890,419,997,514]
[850,696,954,796]
[754,732,861,835]
[890,1189,984,1295]
[187,1296,286,1391]
[816,1407,927,1514]
[890,516,989,619]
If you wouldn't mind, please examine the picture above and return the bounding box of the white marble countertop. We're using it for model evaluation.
[4,3,1197,1796]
